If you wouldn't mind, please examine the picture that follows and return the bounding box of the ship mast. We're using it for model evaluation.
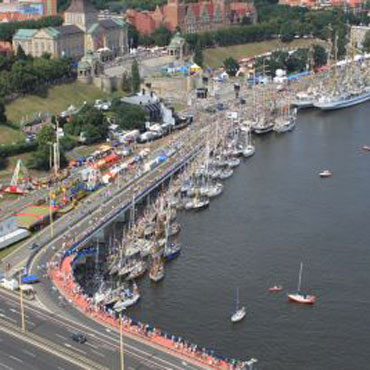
[297,262,303,292]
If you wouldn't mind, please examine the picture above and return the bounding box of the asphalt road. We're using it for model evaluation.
[0,329,81,370]
[0,289,204,370]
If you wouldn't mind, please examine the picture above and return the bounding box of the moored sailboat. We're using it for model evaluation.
[287,262,316,305]
[231,288,246,323]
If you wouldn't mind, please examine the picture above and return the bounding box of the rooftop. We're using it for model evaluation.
[65,0,97,14]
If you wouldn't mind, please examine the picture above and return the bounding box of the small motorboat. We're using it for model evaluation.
[227,158,241,168]
[319,170,332,178]
[243,145,255,158]
[268,285,283,293]
[218,168,233,180]
[362,145,370,151]
[164,243,182,261]
[149,263,165,282]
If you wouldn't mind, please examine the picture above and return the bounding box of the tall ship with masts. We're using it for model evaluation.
[314,32,370,111]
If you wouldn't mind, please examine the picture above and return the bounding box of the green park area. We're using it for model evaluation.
[203,39,325,69]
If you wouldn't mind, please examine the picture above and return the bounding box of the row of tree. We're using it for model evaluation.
[185,7,362,60]
[0,16,63,42]
[0,49,74,99]
[222,43,328,77]
[254,44,328,76]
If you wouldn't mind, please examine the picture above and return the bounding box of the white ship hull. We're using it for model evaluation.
[314,91,370,111]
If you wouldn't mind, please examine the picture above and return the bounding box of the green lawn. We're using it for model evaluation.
[204,39,327,68]
[0,124,25,145]
[6,81,109,125]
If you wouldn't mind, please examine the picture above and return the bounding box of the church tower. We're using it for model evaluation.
[64,0,98,32]
[222,0,232,25]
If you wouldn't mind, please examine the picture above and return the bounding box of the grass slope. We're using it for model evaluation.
[204,39,325,68]
[6,81,109,125]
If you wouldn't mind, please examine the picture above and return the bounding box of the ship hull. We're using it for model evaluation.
[314,91,370,111]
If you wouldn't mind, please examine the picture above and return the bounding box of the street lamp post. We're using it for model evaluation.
[18,272,26,332]
[120,313,125,370]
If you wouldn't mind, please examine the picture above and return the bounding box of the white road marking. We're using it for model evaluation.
[63,343,86,355]
[0,363,14,370]
[90,349,105,358]
[22,350,36,358]
[9,308,18,314]
[8,355,23,363]
[55,334,67,340]
[0,315,17,324]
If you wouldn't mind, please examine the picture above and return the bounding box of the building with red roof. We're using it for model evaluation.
[126,0,256,35]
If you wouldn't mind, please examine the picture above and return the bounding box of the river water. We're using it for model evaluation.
[131,105,370,370]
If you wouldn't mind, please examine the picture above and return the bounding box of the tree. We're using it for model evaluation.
[28,124,67,170]
[16,44,27,60]
[223,57,239,76]
[110,98,147,130]
[0,99,7,123]
[65,104,108,144]
[241,16,252,25]
[131,59,140,93]
[280,22,295,43]
[286,48,308,73]
[193,42,203,67]
[152,26,173,47]
[313,44,328,68]
[128,24,139,49]
[121,72,132,93]
[363,30,370,53]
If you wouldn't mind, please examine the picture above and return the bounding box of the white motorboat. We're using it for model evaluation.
[319,170,332,178]
[227,158,241,168]
[114,285,140,310]
[243,145,255,158]
[218,168,233,180]
[204,183,223,198]
[292,91,315,109]
[184,197,210,211]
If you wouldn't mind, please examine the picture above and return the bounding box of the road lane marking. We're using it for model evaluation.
[8,356,23,363]
[64,343,87,355]
[0,314,17,324]
[0,363,14,370]
[90,349,105,358]
[55,334,68,340]
[22,350,36,358]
